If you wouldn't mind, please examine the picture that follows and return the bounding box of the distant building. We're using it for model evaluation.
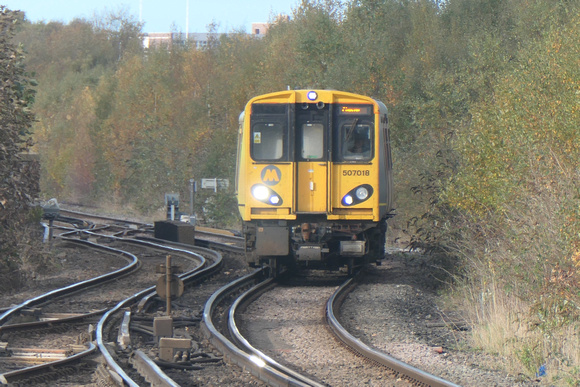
[142,32,220,49]
[142,32,172,48]
[251,23,269,36]
[142,15,290,49]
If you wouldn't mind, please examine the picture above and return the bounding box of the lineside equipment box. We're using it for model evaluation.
[154,221,195,244]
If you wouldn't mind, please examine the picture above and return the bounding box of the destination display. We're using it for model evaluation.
[339,105,372,115]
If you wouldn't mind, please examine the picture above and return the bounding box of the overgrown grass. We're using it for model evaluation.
[462,280,579,385]
[449,183,580,384]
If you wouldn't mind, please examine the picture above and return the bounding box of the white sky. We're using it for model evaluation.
[2,0,299,33]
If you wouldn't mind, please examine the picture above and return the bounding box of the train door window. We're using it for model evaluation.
[296,103,328,161]
[301,123,324,160]
[251,122,284,160]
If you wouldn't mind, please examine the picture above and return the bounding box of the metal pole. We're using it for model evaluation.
[48,219,54,244]
[186,0,189,38]
[166,255,172,315]
[190,178,194,221]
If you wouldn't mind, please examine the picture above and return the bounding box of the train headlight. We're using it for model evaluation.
[341,184,373,206]
[355,187,369,200]
[252,185,270,201]
[251,184,283,206]
[307,91,318,101]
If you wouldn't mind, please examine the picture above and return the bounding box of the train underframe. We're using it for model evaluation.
[243,216,388,275]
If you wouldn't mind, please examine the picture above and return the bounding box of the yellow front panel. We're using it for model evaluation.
[244,163,295,220]
[329,163,379,221]
[296,161,328,213]
[238,89,383,222]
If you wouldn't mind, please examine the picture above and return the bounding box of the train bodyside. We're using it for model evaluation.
[235,89,393,272]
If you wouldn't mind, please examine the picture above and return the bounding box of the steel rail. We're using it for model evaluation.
[194,228,244,245]
[228,279,327,387]
[92,235,223,386]
[326,276,462,387]
[0,236,139,385]
[58,208,151,228]
[1,230,216,386]
[93,238,218,386]
[0,342,97,385]
[0,239,138,327]
[202,269,315,387]
[28,210,227,385]
[0,309,107,333]
[96,288,158,387]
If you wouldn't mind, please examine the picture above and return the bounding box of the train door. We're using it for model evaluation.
[295,105,329,213]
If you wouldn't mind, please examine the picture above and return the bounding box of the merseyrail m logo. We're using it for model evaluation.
[261,165,281,186]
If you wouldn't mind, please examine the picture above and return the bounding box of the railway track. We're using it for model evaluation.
[204,269,460,386]
[3,207,523,386]
[58,207,245,253]
[2,209,270,386]
[327,275,460,387]
[1,213,224,385]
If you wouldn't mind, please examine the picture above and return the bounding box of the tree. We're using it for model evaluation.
[0,6,40,291]
[0,7,38,224]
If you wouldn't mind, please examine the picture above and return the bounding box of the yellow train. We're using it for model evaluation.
[235,90,394,274]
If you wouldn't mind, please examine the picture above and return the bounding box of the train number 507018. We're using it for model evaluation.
[342,170,370,176]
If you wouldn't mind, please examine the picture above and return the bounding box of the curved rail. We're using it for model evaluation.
[94,238,222,386]
[0,239,138,326]
[228,279,326,387]
[1,229,219,386]
[202,267,322,386]
[58,208,151,229]
[0,235,140,384]
[0,343,97,385]
[202,269,320,387]
[326,277,461,387]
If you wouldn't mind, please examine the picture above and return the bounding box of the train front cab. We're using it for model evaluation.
[236,90,393,273]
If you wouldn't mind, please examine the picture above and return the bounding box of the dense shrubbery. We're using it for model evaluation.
[444,14,580,379]
[4,0,580,382]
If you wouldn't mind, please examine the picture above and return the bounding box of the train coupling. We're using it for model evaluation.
[296,244,330,261]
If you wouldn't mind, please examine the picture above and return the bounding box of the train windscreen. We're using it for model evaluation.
[250,103,288,161]
[334,104,374,162]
